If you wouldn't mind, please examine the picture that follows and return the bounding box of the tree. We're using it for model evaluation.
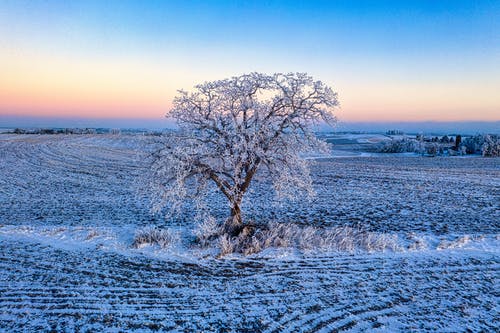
[425,142,438,156]
[455,135,462,149]
[150,73,338,235]
[482,135,500,157]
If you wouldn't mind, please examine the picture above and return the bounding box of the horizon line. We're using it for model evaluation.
[1,115,499,135]
[2,114,499,123]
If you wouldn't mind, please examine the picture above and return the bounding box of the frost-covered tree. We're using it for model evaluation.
[150,73,338,234]
[425,142,439,156]
[377,138,417,153]
[482,135,500,157]
[462,135,484,154]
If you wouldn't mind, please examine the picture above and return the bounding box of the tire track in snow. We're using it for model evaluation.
[0,134,498,331]
[1,236,499,331]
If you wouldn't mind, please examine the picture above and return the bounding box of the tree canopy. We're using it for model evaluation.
[150,72,339,234]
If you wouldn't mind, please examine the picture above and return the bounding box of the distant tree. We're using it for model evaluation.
[462,134,485,154]
[459,145,467,155]
[455,135,461,149]
[40,128,55,135]
[417,133,425,155]
[482,135,500,157]
[377,138,417,153]
[426,143,438,156]
[440,135,449,143]
[149,73,338,235]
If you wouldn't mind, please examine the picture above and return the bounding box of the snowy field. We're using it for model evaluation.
[0,134,499,332]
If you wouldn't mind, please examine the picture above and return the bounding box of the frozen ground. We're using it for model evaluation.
[0,134,499,332]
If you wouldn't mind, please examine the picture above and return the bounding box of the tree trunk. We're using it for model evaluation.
[224,201,243,236]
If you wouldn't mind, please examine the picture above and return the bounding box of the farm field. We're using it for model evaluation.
[0,134,499,332]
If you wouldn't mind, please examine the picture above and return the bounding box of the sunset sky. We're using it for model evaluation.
[0,0,499,127]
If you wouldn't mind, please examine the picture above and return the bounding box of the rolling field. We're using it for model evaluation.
[0,134,498,332]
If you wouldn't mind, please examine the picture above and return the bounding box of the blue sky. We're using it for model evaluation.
[0,0,499,127]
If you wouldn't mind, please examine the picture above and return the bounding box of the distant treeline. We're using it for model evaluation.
[12,128,102,135]
[7,128,169,136]
[378,134,500,157]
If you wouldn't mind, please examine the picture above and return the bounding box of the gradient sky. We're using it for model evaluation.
[0,0,499,125]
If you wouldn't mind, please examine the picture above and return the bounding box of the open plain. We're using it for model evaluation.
[0,134,498,332]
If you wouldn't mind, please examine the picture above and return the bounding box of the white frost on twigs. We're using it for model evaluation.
[149,72,339,224]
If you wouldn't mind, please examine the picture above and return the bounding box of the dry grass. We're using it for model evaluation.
[132,226,179,249]
[202,222,401,256]
[193,216,222,247]
[437,235,482,250]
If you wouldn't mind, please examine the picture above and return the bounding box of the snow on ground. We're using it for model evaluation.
[0,134,498,332]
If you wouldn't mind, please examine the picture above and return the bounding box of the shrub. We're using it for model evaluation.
[219,234,235,256]
[437,235,471,250]
[425,143,439,156]
[132,226,179,249]
[210,223,401,256]
[13,128,25,134]
[377,138,417,153]
[459,134,499,156]
[193,215,222,246]
[461,135,484,154]
[440,135,450,143]
[482,135,500,157]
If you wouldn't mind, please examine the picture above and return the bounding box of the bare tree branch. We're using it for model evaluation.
[149,72,339,231]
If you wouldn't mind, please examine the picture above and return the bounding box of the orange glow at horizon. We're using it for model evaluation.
[0,51,177,119]
[335,77,500,122]
[1,51,499,122]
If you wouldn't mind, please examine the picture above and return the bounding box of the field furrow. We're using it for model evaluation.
[0,134,498,331]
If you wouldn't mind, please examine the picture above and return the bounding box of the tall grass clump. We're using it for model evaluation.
[132,226,180,249]
[197,222,401,256]
[193,215,223,247]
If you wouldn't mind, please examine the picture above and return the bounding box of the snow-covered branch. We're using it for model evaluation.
[150,72,339,233]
